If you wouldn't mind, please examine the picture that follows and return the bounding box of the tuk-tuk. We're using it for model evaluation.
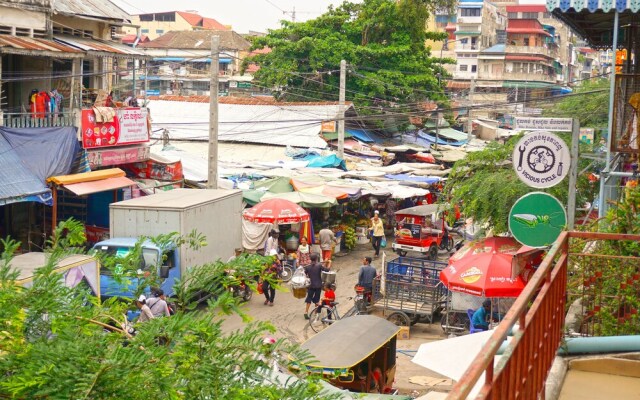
[292,315,400,394]
[391,204,450,260]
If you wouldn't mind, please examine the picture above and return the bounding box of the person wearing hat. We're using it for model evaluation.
[471,300,492,331]
[370,210,385,258]
[135,294,155,323]
[264,229,280,256]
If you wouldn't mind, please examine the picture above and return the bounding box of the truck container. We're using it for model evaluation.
[96,188,243,298]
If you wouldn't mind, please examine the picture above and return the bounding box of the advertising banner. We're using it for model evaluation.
[81,108,149,149]
[87,145,150,169]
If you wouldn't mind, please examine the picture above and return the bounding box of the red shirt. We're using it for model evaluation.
[322,289,336,305]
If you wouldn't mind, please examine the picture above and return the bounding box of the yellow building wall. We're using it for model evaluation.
[425,14,445,51]
[124,16,194,39]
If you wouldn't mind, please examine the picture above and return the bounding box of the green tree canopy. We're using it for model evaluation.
[0,222,331,399]
[543,78,610,128]
[445,136,597,234]
[245,0,454,116]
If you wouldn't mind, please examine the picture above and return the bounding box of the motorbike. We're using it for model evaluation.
[225,269,253,302]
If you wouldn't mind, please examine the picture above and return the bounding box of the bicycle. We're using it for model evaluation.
[279,260,294,283]
[308,297,362,333]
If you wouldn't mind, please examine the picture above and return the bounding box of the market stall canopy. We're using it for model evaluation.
[243,198,310,224]
[253,176,294,193]
[0,133,50,205]
[384,174,441,185]
[304,154,347,170]
[48,168,136,196]
[261,191,337,208]
[395,204,448,217]
[441,237,525,297]
[388,185,429,199]
[297,315,399,369]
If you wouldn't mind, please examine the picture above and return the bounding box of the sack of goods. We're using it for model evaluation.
[290,267,309,299]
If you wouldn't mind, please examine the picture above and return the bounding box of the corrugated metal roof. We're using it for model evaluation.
[54,36,148,58]
[139,30,250,51]
[506,5,547,12]
[0,34,83,58]
[507,19,551,36]
[53,0,131,21]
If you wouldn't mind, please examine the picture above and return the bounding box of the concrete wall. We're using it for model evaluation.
[0,6,46,31]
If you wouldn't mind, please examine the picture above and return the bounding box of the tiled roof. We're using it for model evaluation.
[176,11,202,26]
[140,30,250,51]
[121,34,150,44]
[202,18,228,30]
[0,34,83,58]
[507,19,551,36]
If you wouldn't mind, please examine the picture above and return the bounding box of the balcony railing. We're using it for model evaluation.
[1,112,75,128]
[448,232,640,400]
[506,45,555,58]
[501,71,555,82]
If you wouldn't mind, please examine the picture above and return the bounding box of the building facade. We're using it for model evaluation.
[124,11,229,40]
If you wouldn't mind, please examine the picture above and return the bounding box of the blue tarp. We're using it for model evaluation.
[304,154,347,171]
[346,128,375,143]
[0,126,79,206]
[384,174,441,184]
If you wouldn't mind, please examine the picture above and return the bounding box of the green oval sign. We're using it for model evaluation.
[508,192,567,248]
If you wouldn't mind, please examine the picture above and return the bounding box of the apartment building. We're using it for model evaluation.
[125,11,229,40]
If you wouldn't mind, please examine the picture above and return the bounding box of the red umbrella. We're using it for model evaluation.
[242,198,310,224]
[441,237,525,298]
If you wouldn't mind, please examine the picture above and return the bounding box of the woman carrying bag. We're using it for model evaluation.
[370,210,385,258]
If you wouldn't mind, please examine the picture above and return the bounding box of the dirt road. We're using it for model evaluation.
[221,244,453,396]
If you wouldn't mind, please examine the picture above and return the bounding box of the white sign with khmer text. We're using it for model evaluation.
[514,117,573,132]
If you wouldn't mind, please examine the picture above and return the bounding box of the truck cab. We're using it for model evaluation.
[92,238,180,299]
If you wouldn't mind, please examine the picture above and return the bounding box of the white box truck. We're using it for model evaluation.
[94,188,243,298]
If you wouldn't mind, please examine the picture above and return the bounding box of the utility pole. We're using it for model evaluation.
[567,118,580,230]
[467,78,475,141]
[207,35,220,189]
[337,59,346,159]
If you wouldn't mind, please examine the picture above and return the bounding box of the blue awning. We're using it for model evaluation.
[153,57,185,62]
[0,133,50,205]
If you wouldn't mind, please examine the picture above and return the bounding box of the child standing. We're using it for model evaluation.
[322,283,336,318]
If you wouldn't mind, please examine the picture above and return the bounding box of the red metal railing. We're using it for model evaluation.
[447,232,640,400]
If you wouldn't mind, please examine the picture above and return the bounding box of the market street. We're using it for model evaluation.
[221,244,454,396]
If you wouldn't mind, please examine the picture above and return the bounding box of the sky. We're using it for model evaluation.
[112,0,356,33]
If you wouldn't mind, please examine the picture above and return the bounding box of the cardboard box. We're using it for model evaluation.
[398,326,410,340]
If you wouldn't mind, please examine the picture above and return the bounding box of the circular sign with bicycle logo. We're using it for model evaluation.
[508,192,567,248]
[512,131,570,188]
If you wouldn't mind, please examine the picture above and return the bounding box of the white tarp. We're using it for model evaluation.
[148,100,344,148]
[412,330,504,398]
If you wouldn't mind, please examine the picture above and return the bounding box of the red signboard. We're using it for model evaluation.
[125,158,183,181]
[87,145,150,169]
[81,108,150,149]
[85,225,110,244]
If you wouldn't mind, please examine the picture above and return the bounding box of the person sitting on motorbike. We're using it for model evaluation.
[357,257,377,304]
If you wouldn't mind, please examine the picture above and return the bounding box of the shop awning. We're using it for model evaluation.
[547,0,633,48]
[0,34,84,59]
[447,81,471,89]
[506,20,552,36]
[48,168,135,196]
[322,131,353,141]
[54,36,149,58]
[62,176,135,196]
[454,31,481,36]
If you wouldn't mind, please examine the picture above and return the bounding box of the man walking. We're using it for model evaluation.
[318,222,337,262]
[304,253,330,319]
[357,257,377,304]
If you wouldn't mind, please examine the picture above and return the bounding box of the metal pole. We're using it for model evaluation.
[567,118,580,230]
[435,111,441,151]
[143,60,148,105]
[467,78,475,141]
[598,10,619,219]
[208,36,220,189]
[338,59,346,159]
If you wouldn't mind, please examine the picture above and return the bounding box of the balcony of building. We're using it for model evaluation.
[501,71,555,82]
[448,231,640,399]
[1,112,76,128]
[505,45,555,58]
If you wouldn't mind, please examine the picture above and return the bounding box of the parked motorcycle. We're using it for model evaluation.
[225,269,253,302]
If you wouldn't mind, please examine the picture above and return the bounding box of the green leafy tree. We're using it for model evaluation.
[445,135,597,234]
[245,0,454,115]
[543,78,610,128]
[0,222,333,399]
